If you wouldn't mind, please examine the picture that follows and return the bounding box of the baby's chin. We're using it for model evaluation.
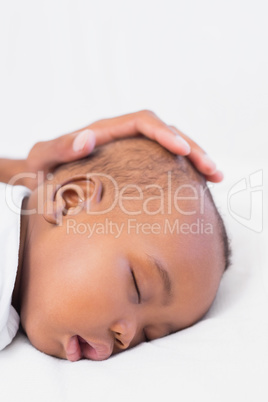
[26,331,64,360]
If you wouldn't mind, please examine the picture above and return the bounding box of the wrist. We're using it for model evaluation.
[0,159,28,187]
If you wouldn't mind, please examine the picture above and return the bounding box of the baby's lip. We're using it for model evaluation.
[65,335,112,362]
[65,335,82,362]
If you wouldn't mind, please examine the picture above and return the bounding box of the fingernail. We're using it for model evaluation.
[216,170,224,180]
[175,135,191,154]
[203,154,217,171]
[72,129,94,152]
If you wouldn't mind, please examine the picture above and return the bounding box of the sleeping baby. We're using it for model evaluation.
[0,135,230,362]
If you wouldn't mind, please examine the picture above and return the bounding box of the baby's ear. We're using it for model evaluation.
[43,175,103,225]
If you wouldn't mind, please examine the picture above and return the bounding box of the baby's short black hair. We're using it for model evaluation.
[55,137,231,273]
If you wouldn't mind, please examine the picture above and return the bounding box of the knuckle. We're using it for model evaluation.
[27,140,52,170]
[27,142,42,164]
[32,141,44,151]
[138,109,156,118]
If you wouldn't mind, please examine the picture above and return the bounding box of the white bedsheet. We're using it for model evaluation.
[0,157,267,402]
[0,1,267,400]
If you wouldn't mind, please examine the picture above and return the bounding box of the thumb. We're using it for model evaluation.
[71,129,96,155]
[29,129,96,171]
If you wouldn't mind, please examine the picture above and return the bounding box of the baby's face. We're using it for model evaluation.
[20,176,223,361]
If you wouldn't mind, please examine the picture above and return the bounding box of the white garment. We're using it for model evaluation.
[0,182,31,351]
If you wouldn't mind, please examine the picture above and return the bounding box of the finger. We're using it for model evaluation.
[187,147,218,176]
[204,170,224,183]
[136,111,191,155]
[169,126,223,179]
[71,129,96,155]
[89,110,191,156]
[29,129,96,171]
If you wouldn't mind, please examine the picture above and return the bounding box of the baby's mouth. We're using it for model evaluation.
[65,335,112,362]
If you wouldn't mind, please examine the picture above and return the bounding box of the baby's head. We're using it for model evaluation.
[19,138,230,361]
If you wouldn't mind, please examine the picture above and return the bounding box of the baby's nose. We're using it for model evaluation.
[110,319,136,349]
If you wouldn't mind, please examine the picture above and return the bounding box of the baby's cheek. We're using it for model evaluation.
[22,309,64,358]
[22,312,46,352]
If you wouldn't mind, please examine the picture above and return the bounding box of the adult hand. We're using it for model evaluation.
[25,110,223,189]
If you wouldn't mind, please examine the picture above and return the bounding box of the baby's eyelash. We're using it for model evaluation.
[131,269,141,303]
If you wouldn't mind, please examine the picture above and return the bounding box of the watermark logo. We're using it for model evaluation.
[4,169,264,234]
[5,171,210,218]
[66,217,214,238]
[227,170,263,233]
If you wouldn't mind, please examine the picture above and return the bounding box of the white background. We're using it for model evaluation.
[0,0,267,163]
[0,1,267,402]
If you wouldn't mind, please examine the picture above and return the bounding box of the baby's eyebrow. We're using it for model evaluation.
[146,255,173,305]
